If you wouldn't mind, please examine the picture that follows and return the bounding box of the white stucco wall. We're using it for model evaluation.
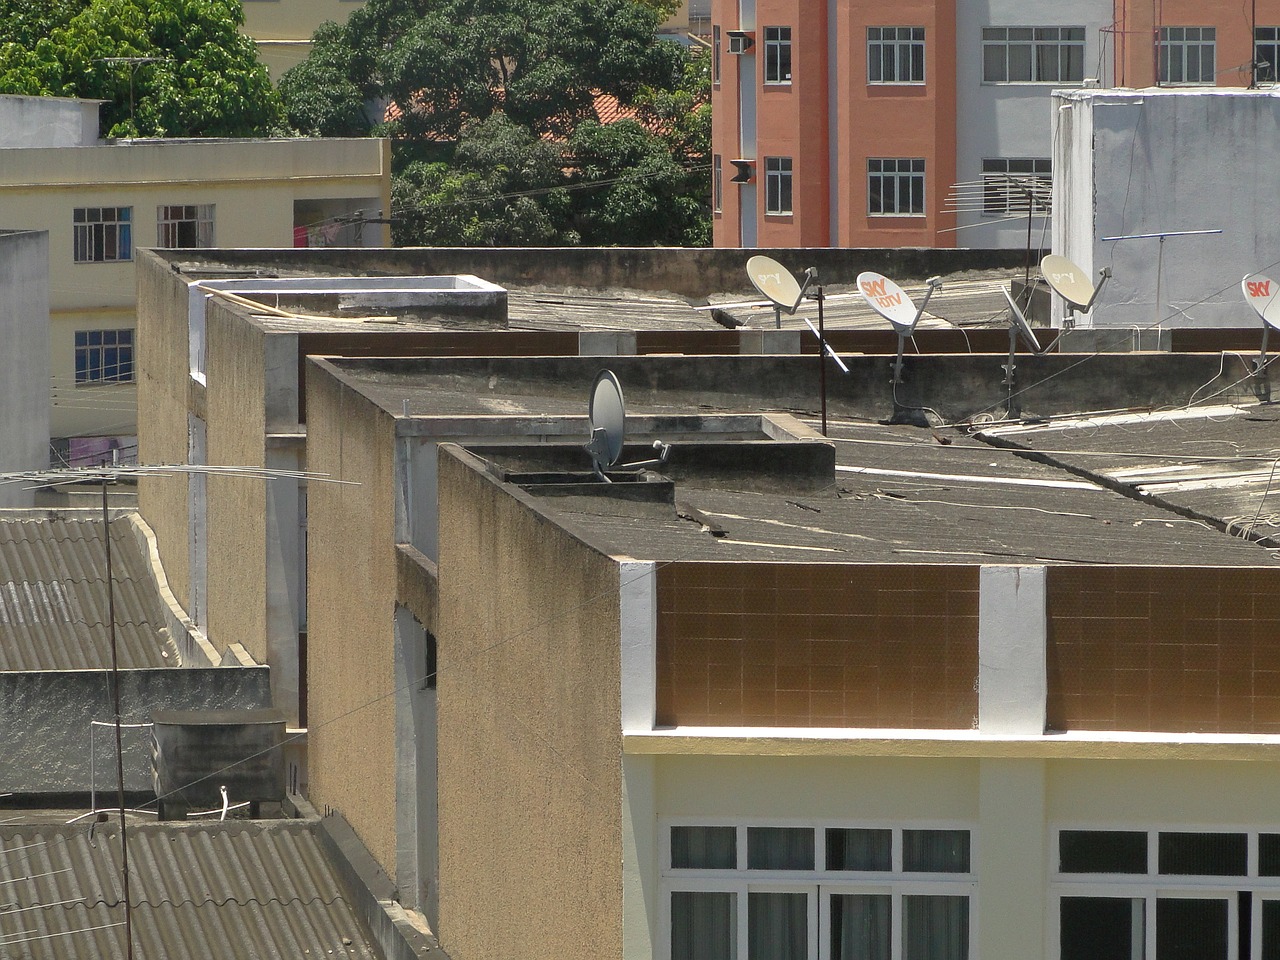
[0,230,51,501]
[954,0,1112,249]
[0,96,101,149]
[1055,88,1280,328]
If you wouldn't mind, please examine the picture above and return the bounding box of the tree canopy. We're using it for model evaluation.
[280,0,711,246]
[0,0,284,137]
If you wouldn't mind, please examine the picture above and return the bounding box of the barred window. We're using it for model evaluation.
[868,26,925,83]
[74,329,134,384]
[982,26,1085,82]
[868,158,925,215]
[73,207,132,263]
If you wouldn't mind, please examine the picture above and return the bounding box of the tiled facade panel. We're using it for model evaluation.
[1047,567,1280,733]
[655,562,979,728]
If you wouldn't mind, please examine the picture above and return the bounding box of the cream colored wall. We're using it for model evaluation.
[0,138,389,438]
[136,251,195,613]
[436,446,624,960]
[305,362,399,880]
[241,0,368,78]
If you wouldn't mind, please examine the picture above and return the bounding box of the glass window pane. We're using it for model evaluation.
[1060,830,1148,874]
[1061,897,1144,960]
[904,830,969,873]
[1158,832,1247,876]
[983,45,1006,81]
[748,826,815,870]
[672,891,736,960]
[904,895,968,960]
[750,892,808,960]
[1155,898,1228,960]
[827,828,892,871]
[831,894,890,960]
[1262,899,1280,960]
[1008,44,1032,80]
[672,826,737,869]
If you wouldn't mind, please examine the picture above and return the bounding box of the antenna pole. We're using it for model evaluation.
[816,282,827,437]
[102,480,134,960]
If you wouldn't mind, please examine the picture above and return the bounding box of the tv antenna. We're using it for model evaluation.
[1040,254,1113,329]
[856,272,942,384]
[1099,228,1222,327]
[1242,272,1280,377]
[583,370,669,482]
[747,255,810,328]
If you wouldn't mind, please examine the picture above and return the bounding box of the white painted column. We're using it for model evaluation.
[619,560,657,733]
[978,759,1049,960]
[978,564,1047,735]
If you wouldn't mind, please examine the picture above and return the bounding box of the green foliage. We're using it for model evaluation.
[0,0,284,137]
[281,0,710,247]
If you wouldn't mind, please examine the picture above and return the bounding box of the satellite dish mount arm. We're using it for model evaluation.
[1083,266,1112,314]
[892,277,942,385]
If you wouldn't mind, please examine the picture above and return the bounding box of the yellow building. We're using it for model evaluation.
[0,96,390,448]
[240,0,368,79]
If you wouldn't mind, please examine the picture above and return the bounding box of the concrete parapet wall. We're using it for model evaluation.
[0,666,271,794]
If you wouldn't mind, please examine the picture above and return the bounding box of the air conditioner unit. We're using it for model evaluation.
[729,160,755,184]
[727,30,754,54]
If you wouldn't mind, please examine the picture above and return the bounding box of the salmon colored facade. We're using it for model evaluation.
[713,0,1280,249]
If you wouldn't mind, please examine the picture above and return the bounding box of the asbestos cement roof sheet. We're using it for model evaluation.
[0,515,178,671]
[0,818,378,960]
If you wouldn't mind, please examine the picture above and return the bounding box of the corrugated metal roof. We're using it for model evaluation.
[0,819,378,960]
[0,516,178,671]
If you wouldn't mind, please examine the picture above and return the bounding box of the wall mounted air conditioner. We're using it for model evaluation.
[727,30,754,54]
[729,160,755,184]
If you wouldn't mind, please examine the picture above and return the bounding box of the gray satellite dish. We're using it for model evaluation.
[1242,273,1280,374]
[748,255,810,328]
[586,370,626,478]
[1041,254,1110,315]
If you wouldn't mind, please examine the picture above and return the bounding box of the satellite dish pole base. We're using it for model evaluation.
[890,335,907,385]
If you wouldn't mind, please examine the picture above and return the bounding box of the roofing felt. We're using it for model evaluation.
[516,415,1280,567]
[0,818,377,960]
[0,515,178,671]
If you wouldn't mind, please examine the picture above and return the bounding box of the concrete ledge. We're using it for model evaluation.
[124,512,220,667]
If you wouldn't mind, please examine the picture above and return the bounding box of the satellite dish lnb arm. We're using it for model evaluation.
[909,277,943,334]
[1083,266,1112,313]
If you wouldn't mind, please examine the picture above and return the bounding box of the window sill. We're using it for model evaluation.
[763,80,793,87]
[867,213,927,219]
[868,80,927,86]
[75,380,136,387]
[764,212,794,218]
[73,260,134,265]
[980,80,1084,86]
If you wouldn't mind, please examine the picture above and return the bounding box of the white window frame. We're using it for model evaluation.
[73,206,132,263]
[868,158,925,216]
[981,158,1052,215]
[661,819,976,960]
[157,203,215,248]
[1255,26,1280,84]
[868,26,926,84]
[74,328,135,384]
[763,26,792,84]
[713,25,722,85]
[1051,825,1280,960]
[713,155,723,214]
[1159,26,1216,85]
[981,26,1086,83]
[765,157,793,215]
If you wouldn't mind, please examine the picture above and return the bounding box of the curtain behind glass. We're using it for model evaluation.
[672,891,736,960]
[749,892,808,960]
[904,895,968,960]
[831,894,890,960]
[748,827,815,870]
[672,826,737,870]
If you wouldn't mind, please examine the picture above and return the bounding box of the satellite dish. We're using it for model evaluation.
[1001,287,1042,353]
[747,255,804,314]
[1243,274,1280,331]
[585,370,625,477]
[1040,255,1099,310]
[856,271,919,335]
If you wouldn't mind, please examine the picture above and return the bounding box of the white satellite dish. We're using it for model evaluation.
[856,271,919,335]
[1243,274,1280,331]
[1041,255,1110,314]
[747,255,804,314]
[585,370,626,477]
[1001,287,1043,353]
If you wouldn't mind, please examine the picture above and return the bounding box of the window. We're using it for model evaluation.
[74,329,134,384]
[713,155,723,213]
[666,822,974,960]
[713,25,721,84]
[868,27,925,83]
[765,157,793,214]
[1256,27,1280,84]
[764,26,791,83]
[157,204,215,248]
[1160,27,1216,85]
[73,207,132,263]
[868,158,925,215]
[982,27,1085,83]
[1055,828,1280,960]
[981,158,1051,214]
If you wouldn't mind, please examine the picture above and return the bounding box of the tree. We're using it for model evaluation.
[0,0,284,138]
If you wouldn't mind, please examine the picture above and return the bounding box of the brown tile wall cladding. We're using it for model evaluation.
[1046,567,1280,734]
[655,563,980,728]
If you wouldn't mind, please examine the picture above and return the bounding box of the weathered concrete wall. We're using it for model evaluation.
[0,665,271,793]
[435,446,623,960]
[0,230,50,505]
[0,95,99,148]
[154,246,1035,300]
[306,359,400,880]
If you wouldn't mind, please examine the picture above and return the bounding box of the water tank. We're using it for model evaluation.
[150,709,286,818]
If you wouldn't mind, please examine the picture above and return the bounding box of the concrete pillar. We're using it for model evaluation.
[978,758,1048,960]
[978,565,1047,735]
